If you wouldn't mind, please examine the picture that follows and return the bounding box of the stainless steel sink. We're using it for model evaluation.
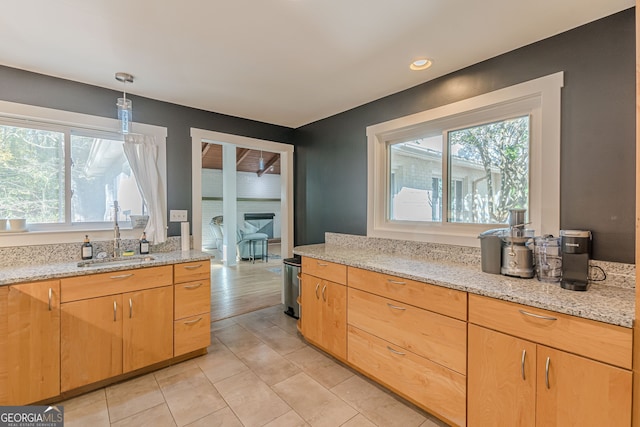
[77,255,156,267]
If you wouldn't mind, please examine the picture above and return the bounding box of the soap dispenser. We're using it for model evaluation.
[139,232,150,255]
[81,235,93,260]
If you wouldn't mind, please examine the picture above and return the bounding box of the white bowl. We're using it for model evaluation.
[8,218,27,232]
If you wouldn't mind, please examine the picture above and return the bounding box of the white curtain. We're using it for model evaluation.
[123,134,167,243]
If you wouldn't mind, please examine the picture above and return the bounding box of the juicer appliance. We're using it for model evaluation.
[500,208,535,278]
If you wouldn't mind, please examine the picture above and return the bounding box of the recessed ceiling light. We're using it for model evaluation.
[410,58,432,71]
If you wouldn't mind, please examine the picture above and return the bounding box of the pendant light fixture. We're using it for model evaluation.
[259,150,265,170]
[115,72,134,134]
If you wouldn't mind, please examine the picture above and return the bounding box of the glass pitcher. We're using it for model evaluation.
[533,235,562,283]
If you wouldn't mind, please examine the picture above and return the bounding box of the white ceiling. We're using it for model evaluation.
[0,0,633,128]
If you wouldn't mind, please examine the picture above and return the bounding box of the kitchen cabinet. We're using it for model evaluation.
[300,257,347,360]
[347,267,467,427]
[0,287,8,404]
[60,266,173,391]
[468,295,632,426]
[173,261,211,356]
[7,280,60,404]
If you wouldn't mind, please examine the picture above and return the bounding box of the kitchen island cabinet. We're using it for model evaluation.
[300,257,347,360]
[295,243,634,427]
[468,295,632,426]
[7,280,60,404]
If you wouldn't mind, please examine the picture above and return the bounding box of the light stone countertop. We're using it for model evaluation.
[294,243,635,328]
[0,250,212,286]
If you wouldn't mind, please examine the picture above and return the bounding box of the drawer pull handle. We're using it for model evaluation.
[317,262,328,267]
[113,301,117,322]
[48,287,52,311]
[545,357,551,389]
[184,283,203,290]
[387,279,406,285]
[518,309,557,321]
[386,346,406,356]
[184,264,203,270]
[184,317,203,325]
[129,298,133,318]
[322,285,327,302]
[110,273,134,280]
[521,350,526,380]
[315,283,320,299]
[387,303,406,311]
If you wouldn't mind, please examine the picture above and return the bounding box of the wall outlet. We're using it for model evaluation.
[169,209,188,222]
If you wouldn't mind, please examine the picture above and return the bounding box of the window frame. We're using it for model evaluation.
[367,72,563,247]
[0,100,167,246]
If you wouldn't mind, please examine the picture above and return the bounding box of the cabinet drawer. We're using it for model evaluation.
[174,261,210,284]
[61,266,173,303]
[468,294,632,369]
[348,325,466,427]
[174,313,211,356]
[174,280,211,320]
[348,267,467,320]
[348,288,466,374]
[302,257,346,285]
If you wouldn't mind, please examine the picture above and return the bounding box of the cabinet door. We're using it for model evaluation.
[536,345,632,427]
[0,287,8,404]
[320,280,347,360]
[123,286,173,372]
[61,295,123,392]
[7,280,60,404]
[468,324,536,427]
[300,273,322,345]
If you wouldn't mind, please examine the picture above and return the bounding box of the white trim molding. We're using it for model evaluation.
[367,72,564,246]
[190,128,295,260]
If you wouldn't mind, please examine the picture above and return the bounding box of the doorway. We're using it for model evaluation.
[191,129,294,320]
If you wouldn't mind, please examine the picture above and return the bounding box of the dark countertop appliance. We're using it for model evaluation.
[560,230,591,291]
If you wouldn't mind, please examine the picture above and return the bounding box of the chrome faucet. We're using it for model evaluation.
[113,201,121,258]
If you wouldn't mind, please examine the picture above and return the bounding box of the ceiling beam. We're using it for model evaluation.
[201,143,211,158]
[236,148,251,166]
[257,154,280,177]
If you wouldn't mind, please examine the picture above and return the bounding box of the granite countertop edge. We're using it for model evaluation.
[0,250,212,286]
[294,244,635,329]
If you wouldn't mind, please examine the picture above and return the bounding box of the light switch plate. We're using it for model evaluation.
[170,210,188,222]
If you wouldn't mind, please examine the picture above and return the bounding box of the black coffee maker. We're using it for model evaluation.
[560,230,591,291]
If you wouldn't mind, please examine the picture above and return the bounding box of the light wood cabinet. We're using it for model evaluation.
[173,263,211,356]
[123,286,174,372]
[346,269,467,426]
[348,287,466,374]
[348,325,466,427]
[61,266,174,391]
[7,280,60,404]
[468,297,633,427]
[300,271,347,360]
[61,294,123,391]
[0,287,8,404]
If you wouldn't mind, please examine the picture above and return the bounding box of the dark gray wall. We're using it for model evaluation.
[0,66,295,236]
[295,8,636,263]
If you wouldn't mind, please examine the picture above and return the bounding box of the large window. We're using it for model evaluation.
[0,122,143,228]
[0,100,167,243]
[389,116,530,225]
[368,73,562,246]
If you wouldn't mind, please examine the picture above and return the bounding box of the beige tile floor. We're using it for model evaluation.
[58,304,449,427]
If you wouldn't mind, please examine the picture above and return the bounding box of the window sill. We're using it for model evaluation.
[0,227,144,248]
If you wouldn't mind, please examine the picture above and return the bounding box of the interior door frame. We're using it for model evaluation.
[190,128,294,260]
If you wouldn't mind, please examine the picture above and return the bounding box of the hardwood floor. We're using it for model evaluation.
[207,243,283,321]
